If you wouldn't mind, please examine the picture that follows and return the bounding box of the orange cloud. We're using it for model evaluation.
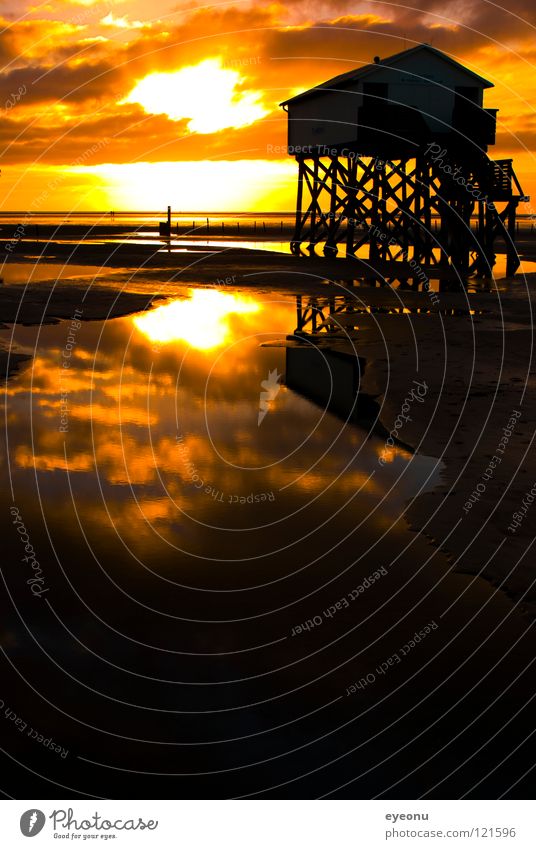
[1,0,536,204]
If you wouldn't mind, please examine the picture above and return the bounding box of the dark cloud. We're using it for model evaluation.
[0,0,535,167]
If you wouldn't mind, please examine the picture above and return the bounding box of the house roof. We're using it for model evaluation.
[280,44,493,107]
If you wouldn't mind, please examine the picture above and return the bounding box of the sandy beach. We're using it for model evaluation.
[356,283,536,618]
[6,3,536,808]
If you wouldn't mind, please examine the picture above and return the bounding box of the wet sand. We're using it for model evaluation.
[2,279,535,800]
[0,236,460,284]
[355,285,536,618]
[2,240,535,621]
[0,277,163,383]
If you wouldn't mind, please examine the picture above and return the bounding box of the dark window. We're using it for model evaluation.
[362,82,389,102]
[455,86,479,104]
[453,86,490,145]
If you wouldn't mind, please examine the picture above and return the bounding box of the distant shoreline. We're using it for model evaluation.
[0,210,297,218]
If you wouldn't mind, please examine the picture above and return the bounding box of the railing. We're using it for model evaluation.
[491,159,513,195]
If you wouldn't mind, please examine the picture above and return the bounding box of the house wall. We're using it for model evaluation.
[287,84,362,149]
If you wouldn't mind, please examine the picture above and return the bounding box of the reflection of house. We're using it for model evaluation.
[285,343,414,450]
[282,44,496,154]
[285,345,366,424]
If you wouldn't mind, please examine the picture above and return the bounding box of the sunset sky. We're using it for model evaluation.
[1,0,536,211]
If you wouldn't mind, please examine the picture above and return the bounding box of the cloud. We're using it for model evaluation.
[0,16,86,68]
[0,0,535,202]
[100,12,148,30]
[122,58,268,133]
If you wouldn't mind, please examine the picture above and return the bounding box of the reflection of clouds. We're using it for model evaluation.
[95,440,157,486]
[101,371,176,401]
[106,497,184,536]
[77,402,157,428]
[6,358,96,396]
[3,297,438,559]
[15,448,94,473]
[37,398,158,428]
[377,446,397,464]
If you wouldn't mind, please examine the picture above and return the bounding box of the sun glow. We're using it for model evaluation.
[123,59,267,133]
[65,160,296,211]
[133,289,261,351]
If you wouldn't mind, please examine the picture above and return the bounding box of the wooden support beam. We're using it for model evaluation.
[290,150,524,280]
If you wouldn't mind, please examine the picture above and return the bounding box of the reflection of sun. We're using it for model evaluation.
[132,289,261,351]
[122,58,267,133]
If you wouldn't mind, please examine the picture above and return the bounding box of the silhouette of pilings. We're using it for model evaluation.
[289,151,524,277]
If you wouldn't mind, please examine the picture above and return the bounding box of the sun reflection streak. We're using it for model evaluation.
[132,289,261,351]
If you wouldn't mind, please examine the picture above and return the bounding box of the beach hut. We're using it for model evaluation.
[281,44,496,155]
[281,44,525,276]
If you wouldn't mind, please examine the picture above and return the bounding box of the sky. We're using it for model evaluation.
[1,0,536,211]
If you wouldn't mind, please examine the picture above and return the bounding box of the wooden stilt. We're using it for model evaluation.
[290,150,524,280]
